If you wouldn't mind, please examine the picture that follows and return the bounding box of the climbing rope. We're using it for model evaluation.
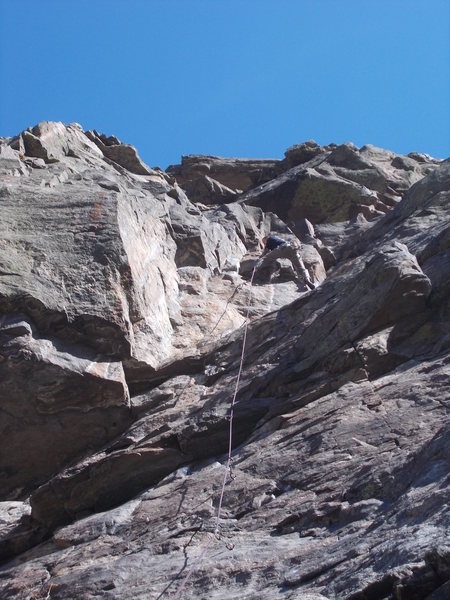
[209,281,245,336]
[171,265,257,599]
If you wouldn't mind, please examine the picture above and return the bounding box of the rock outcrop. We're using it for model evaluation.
[166,154,284,205]
[0,122,448,600]
[237,143,440,225]
[166,142,440,226]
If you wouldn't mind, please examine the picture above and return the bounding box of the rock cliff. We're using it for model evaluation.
[0,122,448,599]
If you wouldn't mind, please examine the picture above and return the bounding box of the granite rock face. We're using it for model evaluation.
[0,123,448,600]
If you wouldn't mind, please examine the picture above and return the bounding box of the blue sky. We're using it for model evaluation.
[1,0,448,168]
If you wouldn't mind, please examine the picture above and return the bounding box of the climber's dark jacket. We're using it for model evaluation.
[258,234,315,290]
[264,235,288,251]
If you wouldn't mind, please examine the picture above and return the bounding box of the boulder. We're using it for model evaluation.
[327,141,370,169]
[284,140,324,167]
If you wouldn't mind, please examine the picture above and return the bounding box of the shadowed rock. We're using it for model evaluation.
[0,315,130,498]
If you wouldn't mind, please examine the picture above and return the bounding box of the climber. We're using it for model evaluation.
[256,234,316,290]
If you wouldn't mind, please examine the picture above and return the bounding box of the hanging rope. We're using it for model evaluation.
[171,265,257,599]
